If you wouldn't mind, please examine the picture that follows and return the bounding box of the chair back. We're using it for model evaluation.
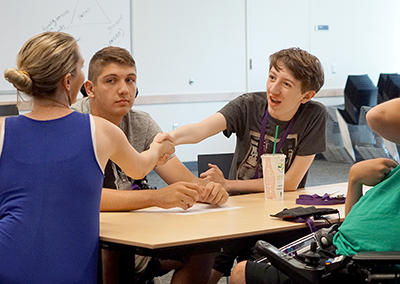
[0,104,19,116]
[197,153,234,179]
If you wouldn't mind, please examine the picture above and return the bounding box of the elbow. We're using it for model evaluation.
[284,187,297,192]
[366,105,387,132]
[124,165,149,180]
[100,191,113,212]
[132,170,147,180]
[283,183,297,192]
[100,203,111,212]
[137,172,147,180]
[283,180,299,192]
[365,108,378,131]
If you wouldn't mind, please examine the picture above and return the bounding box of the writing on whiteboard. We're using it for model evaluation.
[41,0,126,47]
[77,8,92,20]
[107,15,123,34]
[106,28,125,46]
[0,0,130,92]
[42,10,71,32]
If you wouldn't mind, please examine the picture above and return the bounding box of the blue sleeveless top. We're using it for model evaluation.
[0,112,104,283]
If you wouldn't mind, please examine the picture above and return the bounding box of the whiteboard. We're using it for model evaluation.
[0,0,131,92]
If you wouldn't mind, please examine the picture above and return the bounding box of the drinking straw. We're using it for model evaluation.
[273,125,279,155]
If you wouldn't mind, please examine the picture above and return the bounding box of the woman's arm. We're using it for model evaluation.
[94,116,174,179]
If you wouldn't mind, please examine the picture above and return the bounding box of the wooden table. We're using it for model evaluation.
[99,183,348,280]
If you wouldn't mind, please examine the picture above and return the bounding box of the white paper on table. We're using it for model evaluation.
[305,182,348,195]
[305,182,372,197]
[136,203,242,215]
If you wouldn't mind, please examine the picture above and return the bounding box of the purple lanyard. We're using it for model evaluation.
[254,108,297,179]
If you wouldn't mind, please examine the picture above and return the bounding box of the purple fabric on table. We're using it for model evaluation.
[296,193,345,205]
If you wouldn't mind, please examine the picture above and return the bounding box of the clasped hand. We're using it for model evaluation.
[152,133,175,165]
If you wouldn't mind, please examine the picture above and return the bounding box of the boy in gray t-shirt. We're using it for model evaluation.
[169,47,326,283]
[219,91,326,189]
[170,47,326,195]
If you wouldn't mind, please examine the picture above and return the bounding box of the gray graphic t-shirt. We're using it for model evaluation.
[219,92,326,185]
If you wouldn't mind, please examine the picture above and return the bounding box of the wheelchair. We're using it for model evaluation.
[255,225,400,284]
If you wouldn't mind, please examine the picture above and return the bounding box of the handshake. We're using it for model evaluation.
[151,132,177,166]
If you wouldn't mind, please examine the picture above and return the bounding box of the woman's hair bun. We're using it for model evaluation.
[4,68,33,94]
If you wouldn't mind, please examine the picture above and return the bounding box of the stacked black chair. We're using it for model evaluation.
[381,74,400,104]
[343,75,377,124]
[377,73,396,104]
[323,74,400,164]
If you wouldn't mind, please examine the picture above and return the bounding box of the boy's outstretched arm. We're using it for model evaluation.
[169,113,227,145]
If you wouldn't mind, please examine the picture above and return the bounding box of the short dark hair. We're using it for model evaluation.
[269,47,324,94]
[88,46,135,84]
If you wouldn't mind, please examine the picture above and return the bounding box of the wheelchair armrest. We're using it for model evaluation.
[255,240,324,284]
[352,251,400,265]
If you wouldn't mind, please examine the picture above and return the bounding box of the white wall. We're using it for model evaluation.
[309,0,400,88]
[246,0,400,91]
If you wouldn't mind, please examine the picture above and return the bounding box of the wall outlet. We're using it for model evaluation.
[331,63,337,74]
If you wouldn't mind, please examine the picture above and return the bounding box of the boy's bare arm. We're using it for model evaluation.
[200,154,315,194]
[345,158,397,215]
[100,182,203,211]
[367,98,400,144]
[283,155,315,191]
[169,113,227,145]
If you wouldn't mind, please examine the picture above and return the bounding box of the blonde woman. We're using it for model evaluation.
[0,32,174,283]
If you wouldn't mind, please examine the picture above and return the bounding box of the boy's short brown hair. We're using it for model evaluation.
[269,47,324,94]
[88,46,135,84]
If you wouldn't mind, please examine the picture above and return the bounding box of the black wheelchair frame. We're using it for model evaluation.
[254,225,400,284]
